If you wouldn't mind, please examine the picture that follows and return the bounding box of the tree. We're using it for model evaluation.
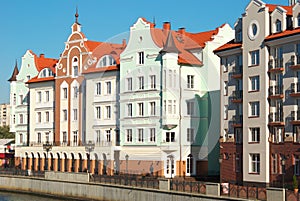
[0,125,14,139]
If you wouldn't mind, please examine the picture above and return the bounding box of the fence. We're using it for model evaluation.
[0,167,45,178]
[170,180,206,194]
[221,182,267,201]
[286,190,300,201]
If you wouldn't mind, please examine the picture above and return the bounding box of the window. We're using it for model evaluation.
[63,88,67,99]
[138,52,144,65]
[127,103,132,117]
[150,128,155,142]
[222,58,228,72]
[96,82,101,95]
[19,133,23,144]
[250,154,260,173]
[13,115,15,124]
[273,127,284,143]
[249,76,260,91]
[166,132,175,142]
[235,153,241,172]
[150,102,156,116]
[166,156,175,175]
[37,112,41,123]
[45,132,50,142]
[13,94,16,105]
[45,91,50,102]
[294,125,300,143]
[224,105,228,120]
[173,70,176,88]
[73,109,78,121]
[275,20,282,32]
[168,100,172,114]
[249,127,260,143]
[19,114,24,124]
[73,86,78,99]
[249,101,260,117]
[235,128,242,144]
[138,129,144,142]
[138,76,144,90]
[72,57,78,77]
[169,70,172,88]
[187,102,195,115]
[295,155,300,176]
[63,109,67,121]
[187,75,194,89]
[106,82,111,94]
[224,81,228,96]
[27,75,31,81]
[45,111,50,122]
[138,103,144,116]
[164,100,166,115]
[106,106,111,119]
[106,130,111,142]
[127,78,132,91]
[126,129,132,142]
[150,75,156,89]
[173,100,176,114]
[96,130,101,143]
[96,106,101,119]
[250,50,260,66]
[272,154,278,174]
[37,92,41,103]
[187,154,193,174]
[37,133,41,143]
[164,70,167,89]
[187,128,194,142]
[73,131,78,145]
[97,55,116,67]
[63,132,67,143]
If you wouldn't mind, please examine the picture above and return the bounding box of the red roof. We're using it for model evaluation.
[29,50,58,72]
[84,40,102,52]
[214,40,242,53]
[266,4,293,15]
[26,76,55,84]
[265,27,300,41]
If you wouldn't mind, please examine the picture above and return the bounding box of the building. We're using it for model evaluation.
[215,0,300,186]
[0,103,10,127]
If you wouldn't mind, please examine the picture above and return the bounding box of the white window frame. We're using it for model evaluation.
[249,101,260,117]
[249,127,260,143]
[96,82,101,95]
[187,75,194,89]
[249,76,260,91]
[250,50,260,66]
[250,154,260,174]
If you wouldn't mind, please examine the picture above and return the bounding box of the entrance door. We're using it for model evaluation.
[165,155,175,178]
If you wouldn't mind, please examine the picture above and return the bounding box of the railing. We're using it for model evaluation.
[291,55,300,66]
[291,83,300,94]
[232,115,243,125]
[269,85,283,96]
[269,112,284,123]
[170,180,206,194]
[232,66,243,75]
[221,182,267,201]
[269,58,283,70]
[0,167,45,177]
[232,90,243,100]
[292,110,300,121]
[285,189,300,201]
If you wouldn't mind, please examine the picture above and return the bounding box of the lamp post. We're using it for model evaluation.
[219,158,223,184]
[85,140,95,173]
[43,141,52,171]
[282,158,286,188]
[125,154,129,174]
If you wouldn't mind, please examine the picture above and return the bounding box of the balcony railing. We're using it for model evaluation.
[269,58,283,70]
[232,66,243,75]
[291,55,300,66]
[232,115,243,125]
[291,110,300,121]
[269,112,284,123]
[269,85,283,97]
[232,90,243,101]
[291,83,300,94]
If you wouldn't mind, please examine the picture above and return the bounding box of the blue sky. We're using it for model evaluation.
[0,0,288,103]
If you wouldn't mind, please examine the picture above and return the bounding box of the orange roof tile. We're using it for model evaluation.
[266,4,293,15]
[84,40,102,52]
[26,76,54,84]
[214,40,242,53]
[265,27,300,41]
[29,50,58,72]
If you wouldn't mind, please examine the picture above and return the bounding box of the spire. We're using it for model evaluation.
[153,16,156,27]
[75,6,79,24]
[160,31,180,54]
[8,60,19,82]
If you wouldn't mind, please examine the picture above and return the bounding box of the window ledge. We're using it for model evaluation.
[249,65,259,68]
[248,116,260,119]
[248,90,259,93]
[249,172,260,175]
[248,142,260,144]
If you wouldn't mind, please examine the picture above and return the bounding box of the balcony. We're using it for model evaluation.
[291,83,300,97]
[290,55,300,70]
[269,112,284,126]
[268,58,284,73]
[268,85,283,99]
[291,110,300,125]
[231,66,243,79]
[231,115,243,127]
[231,90,243,103]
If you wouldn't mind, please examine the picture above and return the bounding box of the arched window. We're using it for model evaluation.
[187,154,193,174]
[276,20,282,32]
[38,68,54,78]
[72,57,79,77]
[97,55,116,68]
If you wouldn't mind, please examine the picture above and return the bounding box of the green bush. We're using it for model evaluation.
[293,175,298,189]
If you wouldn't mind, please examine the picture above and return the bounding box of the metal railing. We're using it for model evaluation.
[232,115,243,125]
[291,83,300,94]
[170,180,206,194]
[232,90,243,100]
[232,66,243,75]
[269,85,283,96]
[291,110,300,121]
[269,58,283,69]
[269,112,284,123]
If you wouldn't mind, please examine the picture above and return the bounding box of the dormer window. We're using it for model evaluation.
[276,20,282,33]
[38,68,54,78]
[72,57,79,77]
[96,55,116,68]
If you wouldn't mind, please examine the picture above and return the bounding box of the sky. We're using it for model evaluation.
[0,0,289,104]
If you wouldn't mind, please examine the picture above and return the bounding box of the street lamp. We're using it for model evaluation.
[219,157,223,184]
[282,158,286,188]
[125,154,129,174]
[85,140,95,173]
[43,141,52,171]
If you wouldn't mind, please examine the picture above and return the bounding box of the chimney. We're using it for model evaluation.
[39,54,45,58]
[163,22,171,31]
[178,27,186,35]
[122,39,126,47]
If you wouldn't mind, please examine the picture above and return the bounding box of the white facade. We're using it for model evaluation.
[0,103,10,127]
